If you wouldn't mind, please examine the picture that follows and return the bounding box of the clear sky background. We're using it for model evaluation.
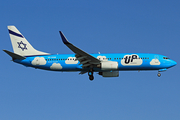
[0,0,180,120]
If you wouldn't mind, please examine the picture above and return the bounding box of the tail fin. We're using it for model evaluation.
[8,26,49,56]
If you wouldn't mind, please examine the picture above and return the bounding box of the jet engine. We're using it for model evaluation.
[97,61,118,70]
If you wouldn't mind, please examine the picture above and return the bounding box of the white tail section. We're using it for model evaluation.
[8,26,49,56]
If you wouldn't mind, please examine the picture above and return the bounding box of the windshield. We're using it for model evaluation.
[163,57,169,59]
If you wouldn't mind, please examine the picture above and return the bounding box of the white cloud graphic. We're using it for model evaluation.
[121,54,143,66]
[97,56,108,61]
[50,63,63,70]
[150,59,160,65]
[65,57,78,64]
[31,57,46,65]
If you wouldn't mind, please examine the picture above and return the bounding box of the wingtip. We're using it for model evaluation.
[59,31,70,44]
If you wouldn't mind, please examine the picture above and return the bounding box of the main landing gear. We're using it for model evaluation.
[88,69,94,81]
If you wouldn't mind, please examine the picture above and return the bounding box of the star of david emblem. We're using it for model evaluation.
[17,41,27,51]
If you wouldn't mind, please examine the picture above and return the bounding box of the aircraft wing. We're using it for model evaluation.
[59,31,100,68]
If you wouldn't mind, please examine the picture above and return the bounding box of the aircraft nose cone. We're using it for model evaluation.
[171,60,177,67]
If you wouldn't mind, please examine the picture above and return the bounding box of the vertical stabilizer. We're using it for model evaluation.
[8,26,49,56]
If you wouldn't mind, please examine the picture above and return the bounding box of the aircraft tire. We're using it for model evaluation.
[89,75,94,81]
[157,73,161,77]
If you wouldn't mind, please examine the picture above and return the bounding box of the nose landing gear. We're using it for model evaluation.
[157,68,167,77]
[157,72,161,77]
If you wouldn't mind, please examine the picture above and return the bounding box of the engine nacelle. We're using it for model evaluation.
[100,61,118,70]
[99,71,119,77]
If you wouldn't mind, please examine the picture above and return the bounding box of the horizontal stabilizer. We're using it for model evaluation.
[3,50,26,60]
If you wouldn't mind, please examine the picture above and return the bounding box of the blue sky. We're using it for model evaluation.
[0,0,180,120]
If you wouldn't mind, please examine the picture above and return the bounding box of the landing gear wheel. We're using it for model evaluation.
[88,69,94,81]
[157,73,161,77]
[89,75,94,81]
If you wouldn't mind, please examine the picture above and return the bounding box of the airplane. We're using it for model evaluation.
[3,26,177,81]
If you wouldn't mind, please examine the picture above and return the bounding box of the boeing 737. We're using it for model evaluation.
[3,26,177,80]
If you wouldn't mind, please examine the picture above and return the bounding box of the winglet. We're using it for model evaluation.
[59,31,70,44]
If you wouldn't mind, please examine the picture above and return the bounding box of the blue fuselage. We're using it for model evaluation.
[14,53,177,72]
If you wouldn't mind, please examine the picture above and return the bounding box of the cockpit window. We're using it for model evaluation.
[163,57,169,59]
